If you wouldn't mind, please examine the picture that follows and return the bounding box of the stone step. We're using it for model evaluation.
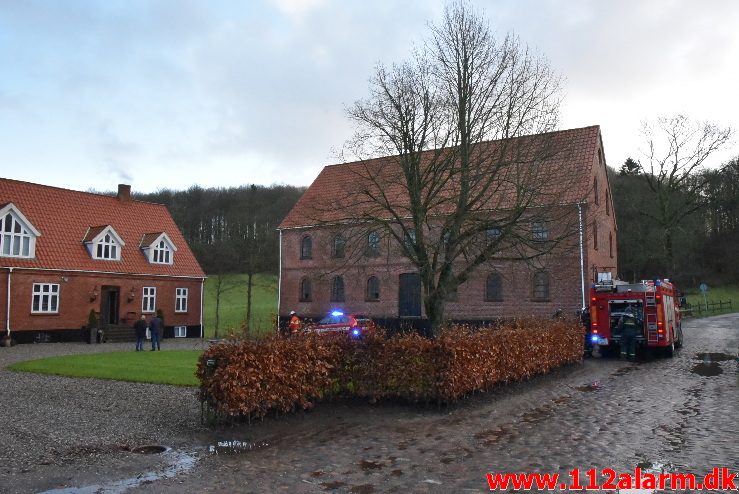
[100,325,137,343]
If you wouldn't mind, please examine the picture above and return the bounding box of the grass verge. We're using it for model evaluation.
[203,273,277,338]
[8,350,201,386]
[683,285,738,317]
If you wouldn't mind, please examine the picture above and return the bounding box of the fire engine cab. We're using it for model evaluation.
[589,278,684,358]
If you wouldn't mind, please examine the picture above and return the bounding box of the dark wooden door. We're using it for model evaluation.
[100,287,120,325]
[398,273,422,317]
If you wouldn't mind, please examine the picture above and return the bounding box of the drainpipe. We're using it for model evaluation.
[577,203,586,310]
[199,277,205,338]
[277,229,282,333]
[5,267,12,337]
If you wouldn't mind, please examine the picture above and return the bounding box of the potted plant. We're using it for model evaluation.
[1,333,13,347]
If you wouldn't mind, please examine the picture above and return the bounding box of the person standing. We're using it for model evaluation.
[288,311,302,336]
[133,314,147,352]
[618,311,638,361]
[149,311,162,351]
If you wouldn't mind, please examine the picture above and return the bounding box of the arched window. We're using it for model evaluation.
[0,208,38,259]
[485,272,503,302]
[532,271,550,301]
[609,231,614,258]
[366,231,380,257]
[299,278,312,302]
[152,239,172,264]
[594,177,599,205]
[366,276,380,301]
[330,276,345,302]
[300,235,312,259]
[593,222,599,250]
[95,233,120,260]
[332,234,346,258]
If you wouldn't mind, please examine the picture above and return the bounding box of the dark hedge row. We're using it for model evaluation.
[197,318,583,419]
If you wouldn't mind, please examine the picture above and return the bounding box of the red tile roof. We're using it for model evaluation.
[0,179,205,278]
[81,225,110,243]
[279,126,602,229]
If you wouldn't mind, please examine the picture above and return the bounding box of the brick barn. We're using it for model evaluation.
[278,126,617,326]
[0,179,206,343]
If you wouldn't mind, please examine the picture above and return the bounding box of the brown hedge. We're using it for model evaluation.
[197,318,583,419]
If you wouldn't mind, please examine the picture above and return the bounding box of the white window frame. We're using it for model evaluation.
[94,233,120,260]
[142,287,156,313]
[32,283,59,314]
[143,233,177,265]
[175,287,188,313]
[0,204,40,259]
[174,325,187,338]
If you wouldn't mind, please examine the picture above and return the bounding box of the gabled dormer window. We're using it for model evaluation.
[141,232,177,265]
[0,203,40,259]
[83,225,124,261]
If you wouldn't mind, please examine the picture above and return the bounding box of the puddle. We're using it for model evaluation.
[691,362,723,376]
[575,381,602,392]
[207,439,269,454]
[620,460,674,494]
[694,352,734,362]
[40,447,197,494]
[131,445,167,454]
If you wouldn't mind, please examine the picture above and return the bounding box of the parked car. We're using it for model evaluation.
[306,311,376,338]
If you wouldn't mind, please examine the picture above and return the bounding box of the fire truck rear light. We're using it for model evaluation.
[590,297,596,302]
[658,329,664,334]
[592,329,598,334]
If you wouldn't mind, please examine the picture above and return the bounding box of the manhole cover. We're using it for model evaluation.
[131,445,168,454]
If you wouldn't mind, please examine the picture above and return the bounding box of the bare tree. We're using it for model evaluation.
[326,1,574,335]
[637,114,732,273]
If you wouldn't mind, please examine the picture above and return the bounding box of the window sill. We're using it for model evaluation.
[30,312,60,316]
[175,310,188,314]
[365,299,380,303]
[532,299,551,303]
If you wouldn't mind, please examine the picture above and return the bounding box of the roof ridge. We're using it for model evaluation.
[324,125,600,169]
[0,177,169,208]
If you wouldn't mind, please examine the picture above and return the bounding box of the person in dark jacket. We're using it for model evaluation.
[133,315,147,352]
[149,312,162,351]
[618,311,638,361]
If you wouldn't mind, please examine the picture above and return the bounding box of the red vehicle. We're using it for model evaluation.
[589,279,684,357]
[306,311,377,338]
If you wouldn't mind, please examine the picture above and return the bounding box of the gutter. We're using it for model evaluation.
[577,202,586,310]
[277,229,282,333]
[0,265,206,280]
[5,267,12,337]
[199,277,205,339]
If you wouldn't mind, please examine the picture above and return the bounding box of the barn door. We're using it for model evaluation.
[398,273,422,318]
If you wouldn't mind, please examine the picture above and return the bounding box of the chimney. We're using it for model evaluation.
[117,184,131,202]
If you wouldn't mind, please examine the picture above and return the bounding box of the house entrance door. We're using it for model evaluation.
[100,286,120,325]
[398,273,422,318]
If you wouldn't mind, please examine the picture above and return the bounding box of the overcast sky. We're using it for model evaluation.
[1,0,737,194]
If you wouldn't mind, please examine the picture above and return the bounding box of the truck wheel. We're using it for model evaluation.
[675,325,684,349]
[664,341,675,358]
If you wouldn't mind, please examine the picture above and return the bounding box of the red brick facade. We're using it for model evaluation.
[1,179,206,341]
[279,127,617,323]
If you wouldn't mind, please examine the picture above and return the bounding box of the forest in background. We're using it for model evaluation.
[130,155,738,292]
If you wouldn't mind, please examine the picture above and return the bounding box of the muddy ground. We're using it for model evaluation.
[1,314,737,493]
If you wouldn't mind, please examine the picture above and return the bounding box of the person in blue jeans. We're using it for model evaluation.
[133,314,147,351]
[149,312,162,351]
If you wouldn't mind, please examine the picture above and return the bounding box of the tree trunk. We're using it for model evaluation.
[214,281,221,338]
[424,292,445,338]
[245,271,253,337]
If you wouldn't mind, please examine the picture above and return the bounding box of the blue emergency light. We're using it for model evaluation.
[352,329,361,337]
[331,310,344,317]
[591,335,600,343]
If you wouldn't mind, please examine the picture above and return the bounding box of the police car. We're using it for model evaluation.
[306,311,376,338]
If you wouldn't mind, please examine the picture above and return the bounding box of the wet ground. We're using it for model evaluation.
[2,314,737,493]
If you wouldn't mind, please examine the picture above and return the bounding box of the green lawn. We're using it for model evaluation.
[683,285,738,317]
[8,350,202,386]
[203,273,277,338]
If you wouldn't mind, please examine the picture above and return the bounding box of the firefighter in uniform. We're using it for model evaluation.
[288,311,302,336]
[618,311,638,361]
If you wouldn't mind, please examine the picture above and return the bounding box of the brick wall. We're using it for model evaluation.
[0,269,202,334]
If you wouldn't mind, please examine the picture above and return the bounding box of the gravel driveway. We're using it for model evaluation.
[1,314,737,493]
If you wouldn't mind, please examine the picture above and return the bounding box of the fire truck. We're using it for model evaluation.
[588,279,684,358]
